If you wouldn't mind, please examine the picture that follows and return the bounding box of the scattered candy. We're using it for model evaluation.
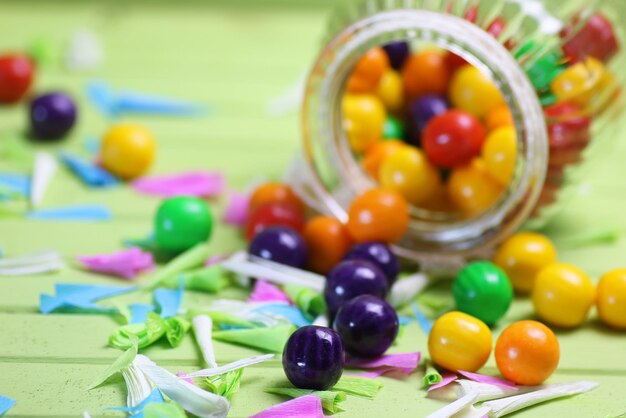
[382,41,409,70]
[29,92,77,140]
[561,13,619,64]
[596,269,626,330]
[245,202,305,241]
[100,123,156,180]
[342,94,386,152]
[302,216,352,274]
[249,226,308,269]
[362,140,406,178]
[132,171,224,198]
[346,188,409,243]
[449,65,505,119]
[154,197,213,253]
[346,47,389,94]
[0,53,34,103]
[481,126,517,186]
[423,110,485,168]
[249,182,304,213]
[495,320,560,385]
[447,159,503,215]
[402,50,450,99]
[343,241,400,285]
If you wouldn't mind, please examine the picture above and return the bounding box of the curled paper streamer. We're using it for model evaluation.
[332,376,383,399]
[248,280,292,304]
[30,151,57,208]
[154,280,183,318]
[192,315,218,369]
[348,352,421,376]
[264,388,346,414]
[428,372,458,392]
[59,152,118,187]
[0,250,64,276]
[76,247,154,279]
[249,304,312,327]
[222,191,249,226]
[132,171,225,198]
[27,204,112,221]
[40,283,135,314]
[0,394,16,415]
[388,273,429,308]
[251,394,324,418]
[457,371,517,390]
[212,325,295,353]
[181,354,274,379]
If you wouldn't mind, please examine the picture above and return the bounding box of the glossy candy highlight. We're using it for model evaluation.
[343,242,400,285]
[249,226,308,269]
[29,92,77,140]
[155,197,213,253]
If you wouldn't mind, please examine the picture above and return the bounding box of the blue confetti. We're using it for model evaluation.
[0,173,30,196]
[412,302,433,334]
[129,304,155,324]
[40,283,136,314]
[83,136,100,156]
[27,204,112,221]
[250,303,313,327]
[0,394,15,416]
[398,315,413,326]
[107,388,164,415]
[154,278,183,318]
[59,152,119,188]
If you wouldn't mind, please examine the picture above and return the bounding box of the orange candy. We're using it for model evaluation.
[402,50,451,100]
[347,48,390,93]
[495,320,560,385]
[302,216,353,274]
[346,188,409,244]
[362,140,406,179]
[486,104,514,131]
[447,159,503,216]
[249,182,304,213]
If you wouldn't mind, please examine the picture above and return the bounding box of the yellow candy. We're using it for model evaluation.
[493,232,557,294]
[342,94,386,153]
[532,263,596,328]
[449,65,505,119]
[550,57,612,108]
[447,159,503,216]
[101,123,156,180]
[596,269,626,330]
[428,311,493,372]
[376,69,404,113]
[482,126,517,186]
[379,147,441,206]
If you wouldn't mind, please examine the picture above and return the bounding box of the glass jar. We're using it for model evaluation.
[292,0,622,270]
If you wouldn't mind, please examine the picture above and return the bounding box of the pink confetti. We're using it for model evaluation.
[223,191,250,226]
[251,394,324,418]
[204,254,229,267]
[76,247,154,279]
[347,369,388,379]
[457,370,518,390]
[348,352,421,376]
[248,280,292,304]
[132,171,225,198]
[428,372,458,392]
[176,371,194,385]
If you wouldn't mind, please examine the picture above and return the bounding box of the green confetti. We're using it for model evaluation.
[204,369,243,400]
[283,285,326,316]
[265,387,346,413]
[27,37,59,68]
[212,324,295,353]
[333,376,383,399]
[161,265,229,293]
[422,360,442,387]
[88,335,137,389]
[144,402,187,418]
[186,309,259,329]
[109,312,167,350]
[146,243,212,289]
[164,316,191,347]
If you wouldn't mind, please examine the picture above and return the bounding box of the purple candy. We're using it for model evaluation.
[383,41,410,70]
[407,94,448,145]
[249,226,308,268]
[324,259,388,318]
[282,325,344,390]
[29,92,77,140]
[333,295,399,358]
[343,242,400,285]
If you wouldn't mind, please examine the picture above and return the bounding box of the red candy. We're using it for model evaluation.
[545,102,591,152]
[423,110,486,168]
[245,202,305,240]
[561,13,619,64]
[0,53,34,104]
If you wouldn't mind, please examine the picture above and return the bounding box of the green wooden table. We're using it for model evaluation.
[1,1,625,416]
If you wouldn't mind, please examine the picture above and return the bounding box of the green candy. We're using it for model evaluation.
[154,197,213,253]
[383,116,404,139]
[515,40,565,91]
[452,261,513,325]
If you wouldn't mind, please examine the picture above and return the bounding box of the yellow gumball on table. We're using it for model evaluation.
[596,269,626,330]
[532,262,596,328]
[100,123,156,180]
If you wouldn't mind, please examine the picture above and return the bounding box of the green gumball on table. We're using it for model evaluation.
[452,261,513,325]
[154,196,213,253]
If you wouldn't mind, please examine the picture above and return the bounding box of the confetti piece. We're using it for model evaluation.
[132,171,224,198]
[147,244,211,289]
[165,316,191,348]
[426,390,479,418]
[248,280,292,304]
[283,285,326,317]
[222,191,249,226]
[77,247,154,279]
[161,266,229,293]
[193,315,218,368]
[109,312,167,349]
[154,280,183,318]
[249,304,312,327]
[348,352,421,376]
[212,324,295,353]
[333,376,383,399]
[89,336,138,389]
[65,29,103,71]
[265,388,346,414]
[0,250,64,276]
[108,388,166,415]
[59,152,119,187]
[423,360,443,387]
[187,309,258,330]
[40,283,135,314]
[389,272,429,308]
[0,173,30,196]
[181,354,274,379]
[204,369,243,400]
[251,394,323,418]
[458,371,518,390]
[412,302,433,334]
[428,372,457,392]
[129,304,155,324]
[456,380,523,402]
[27,204,112,221]
[30,151,58,208]
[0,394,16,416]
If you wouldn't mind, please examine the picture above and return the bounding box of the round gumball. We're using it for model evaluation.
[347,47,389,93]
[346,188,409,243]
[449,65,505,119]
[324,259,388,318]
[382,41,409,70]
[249,182,304,213]
[453,261,513,325]
[29,92,77,140]
[245,202,305,240]
[0,53,34,103]
[100,123,155,180]
[343,241,400,285]
[596,269,626,330]
[333,295,399,358]
[493,232,557,294]
[303,216,353,274]
[282,325,344,390]
[532,263,596,328]
[561,12,618,64]
[376,69,404,113]
[362,140,406,179]
[402,50,451,100]
[379,146,442,206]
[428,311,492,372]
[249,226,308,268]
[383,116,404,139]
[486,104,514,131]
[342,94,386,153]
[154,197,213,253]
[408,94,449,132]
[482,126,517,186]
[447,159,503,216]
[495,320,560,385]
[550,57,609,108]
[423,110,485,168]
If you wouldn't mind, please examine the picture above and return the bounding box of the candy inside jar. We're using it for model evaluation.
[297,0,622,266]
